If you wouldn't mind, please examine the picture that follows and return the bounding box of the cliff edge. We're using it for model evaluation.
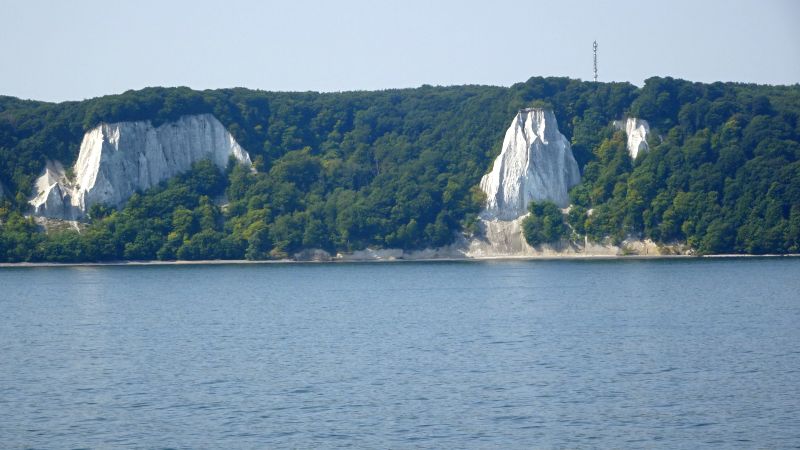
[480,108,580,219]
[29,114,251,219]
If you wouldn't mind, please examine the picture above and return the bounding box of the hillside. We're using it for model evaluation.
[1,77,799,262]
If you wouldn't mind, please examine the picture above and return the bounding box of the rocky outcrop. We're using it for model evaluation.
[464,213,612,257]
[466,215,534,256]
[29,114,251,219]
[465,231,667,258]
[613,117,650,159]
[29,161,72,218]
[480,108,580,219]
[461,108,678,258]
[468,108,582,256]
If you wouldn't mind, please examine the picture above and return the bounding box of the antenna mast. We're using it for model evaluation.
[593,40,598,82]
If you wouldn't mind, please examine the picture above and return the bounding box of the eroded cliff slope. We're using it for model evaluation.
[613,117,650,159]
[479,108,580,219]
[30,114,251,219]
[468,109,581,256]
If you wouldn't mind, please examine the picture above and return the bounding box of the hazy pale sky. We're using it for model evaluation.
[2,0,798,102]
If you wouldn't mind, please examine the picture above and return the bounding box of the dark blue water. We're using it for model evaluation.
[1,259,799,448]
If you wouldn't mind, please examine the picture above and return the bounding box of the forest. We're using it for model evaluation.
[1,76,799,261]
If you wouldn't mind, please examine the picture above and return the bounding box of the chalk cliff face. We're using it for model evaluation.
[30,161,71,218]
[30,114,251,219]
[614,117,650,159]
[479,108,580,219]
[467,216,535,256]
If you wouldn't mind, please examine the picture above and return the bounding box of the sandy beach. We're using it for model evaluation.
[2,253,798,268]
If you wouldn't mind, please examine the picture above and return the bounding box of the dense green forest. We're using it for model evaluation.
[1,76,799,261]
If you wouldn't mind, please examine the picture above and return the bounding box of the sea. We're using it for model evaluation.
[1,258,798,448]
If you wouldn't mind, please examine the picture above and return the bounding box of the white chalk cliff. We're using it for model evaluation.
[464,108,581,257]
[613,117,650,159]
[30,114,251,219]
[479,108,580,219]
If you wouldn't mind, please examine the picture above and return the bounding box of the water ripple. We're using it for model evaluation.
[0,259,799,448]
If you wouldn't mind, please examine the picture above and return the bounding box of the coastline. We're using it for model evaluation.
[1,253,798,268]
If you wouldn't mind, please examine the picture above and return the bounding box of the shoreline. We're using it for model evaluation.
[1,253,799,268]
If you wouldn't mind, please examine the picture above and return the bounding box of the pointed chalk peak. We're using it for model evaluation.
[479,108,581,220]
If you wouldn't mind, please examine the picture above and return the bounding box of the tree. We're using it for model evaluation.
[522,201,567,246]
[2,78,798,261]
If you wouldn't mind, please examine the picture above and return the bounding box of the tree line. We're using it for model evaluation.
[1,76,798,261]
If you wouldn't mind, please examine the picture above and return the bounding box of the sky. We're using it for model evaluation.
[1,0,798,102]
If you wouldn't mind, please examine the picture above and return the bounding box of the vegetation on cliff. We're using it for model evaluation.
[1,76,798,261]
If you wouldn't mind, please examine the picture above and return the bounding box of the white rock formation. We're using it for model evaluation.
[30,114,251,219]
[29,161,71,218]
[480,108,580,219]
[467,215,535,256]
[613,117,650,159]
[461,110,678,258]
